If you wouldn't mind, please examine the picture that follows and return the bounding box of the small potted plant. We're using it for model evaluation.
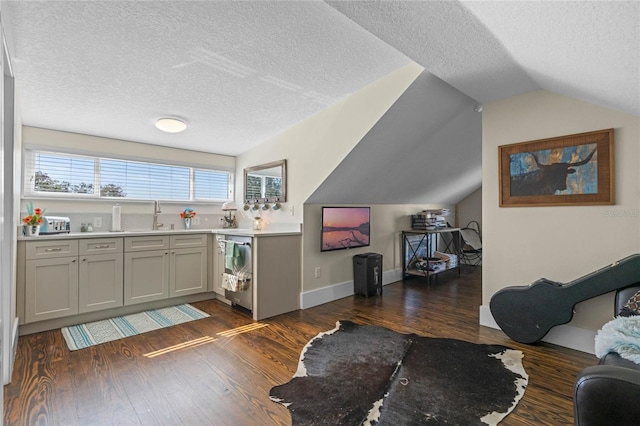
[22,202,45,236]
[180,208,196,229]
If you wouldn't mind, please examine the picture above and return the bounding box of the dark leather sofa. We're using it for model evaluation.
[574,285,640,426]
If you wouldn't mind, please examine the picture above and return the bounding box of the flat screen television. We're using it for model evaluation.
[321,206,370,252]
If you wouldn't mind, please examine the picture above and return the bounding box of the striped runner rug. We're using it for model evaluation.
[61,304,209,351]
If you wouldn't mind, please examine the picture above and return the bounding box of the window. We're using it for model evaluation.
[245,174,282,200]
[24,149,232,202]
[245,175,262,200]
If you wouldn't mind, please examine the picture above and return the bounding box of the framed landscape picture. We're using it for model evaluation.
[499,128,614,207]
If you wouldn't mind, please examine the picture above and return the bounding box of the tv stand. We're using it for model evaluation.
[402,228,461,283]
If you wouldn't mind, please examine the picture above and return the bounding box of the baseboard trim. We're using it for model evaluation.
[301,268,402,309]
[479,305,596,354]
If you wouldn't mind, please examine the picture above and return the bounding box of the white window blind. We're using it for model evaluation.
[29,152,96,194]
[194,169,230,200]
[24,149,232,202]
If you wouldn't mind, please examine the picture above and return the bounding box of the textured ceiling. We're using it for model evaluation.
[330,0,640,114]
[1,1,412,155]
[3,1,638,158]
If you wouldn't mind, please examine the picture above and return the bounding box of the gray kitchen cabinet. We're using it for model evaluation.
[25,240,80,323]
[18,231,215,335]
[215,233,302,321]
[170,247,207,297]
[170,233,207,297]
[78,238,124,313]
[124,234,207,304]
[170,233,207,249]
[124,236,170,305]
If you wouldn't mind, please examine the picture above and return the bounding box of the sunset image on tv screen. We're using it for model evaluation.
[321,207,370,251]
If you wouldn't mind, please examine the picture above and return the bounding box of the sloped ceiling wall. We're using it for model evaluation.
[307,71,481,205]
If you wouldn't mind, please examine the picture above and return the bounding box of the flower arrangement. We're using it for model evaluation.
[22,202,45,226]
[180,208,196,219]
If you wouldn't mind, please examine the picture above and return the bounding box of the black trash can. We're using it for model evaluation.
[353,253,383,297]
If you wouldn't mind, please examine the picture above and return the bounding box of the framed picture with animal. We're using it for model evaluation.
[499,128,614,207]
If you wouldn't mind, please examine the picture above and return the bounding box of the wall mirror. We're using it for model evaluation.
[244,159,287,203]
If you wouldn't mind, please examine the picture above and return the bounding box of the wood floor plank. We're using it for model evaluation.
[3,268,596,425]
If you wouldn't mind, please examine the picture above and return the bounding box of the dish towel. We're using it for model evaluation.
[225,241,244,270]
[221,272,250,292]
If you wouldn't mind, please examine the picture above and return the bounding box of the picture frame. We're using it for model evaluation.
[499,128,614,207]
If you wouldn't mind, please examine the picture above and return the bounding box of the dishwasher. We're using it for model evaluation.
[218,235,253,313]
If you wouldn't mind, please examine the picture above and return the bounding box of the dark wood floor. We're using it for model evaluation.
[4,268,596,425]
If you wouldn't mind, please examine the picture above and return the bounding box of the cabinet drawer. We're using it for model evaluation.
[125,235,170,252]
[79,238,123,255]
[26,240,79,260]
[170,234,207,248]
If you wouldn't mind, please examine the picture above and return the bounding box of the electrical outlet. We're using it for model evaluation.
[289,205,294,216]
[193,216,200,225]
[314,267,321,278]
[94,217,102,228]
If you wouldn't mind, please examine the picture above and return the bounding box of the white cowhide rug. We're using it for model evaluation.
[270,320,528,425]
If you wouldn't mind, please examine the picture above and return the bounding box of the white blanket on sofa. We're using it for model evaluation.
[594,315,640,364]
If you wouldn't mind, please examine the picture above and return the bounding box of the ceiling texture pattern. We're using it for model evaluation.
[2,1,638,205]
[3,1,638,157]
[2,0,413,155]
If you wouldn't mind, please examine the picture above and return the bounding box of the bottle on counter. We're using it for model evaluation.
[87,223,93,232]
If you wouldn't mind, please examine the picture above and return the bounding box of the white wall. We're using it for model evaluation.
[482,90,640,350]
[234,62,424,228]
[456,187,482,230]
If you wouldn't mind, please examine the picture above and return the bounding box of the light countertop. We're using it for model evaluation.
[18,227,301,241]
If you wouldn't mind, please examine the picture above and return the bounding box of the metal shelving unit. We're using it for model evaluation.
[402,228,461,283]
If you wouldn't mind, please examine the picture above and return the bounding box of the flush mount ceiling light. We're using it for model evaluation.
[155,117,187,133]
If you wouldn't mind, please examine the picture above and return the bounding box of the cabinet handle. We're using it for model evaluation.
[71,259,77,263]
[82,258,86,261]
[45,248,63,252]
[165,251,169,255]
[94,245,110,249]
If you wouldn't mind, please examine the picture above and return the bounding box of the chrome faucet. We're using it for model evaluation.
[152,200,164,230]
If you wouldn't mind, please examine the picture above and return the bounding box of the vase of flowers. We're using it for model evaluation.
[180,208,196,230]
[22,202,45,236]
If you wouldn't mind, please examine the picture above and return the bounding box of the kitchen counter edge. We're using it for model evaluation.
[18,228,301,241]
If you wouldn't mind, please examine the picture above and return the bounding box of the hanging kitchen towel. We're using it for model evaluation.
[221,272,250,292]
[225,241,244,270]
[221,272,239,291]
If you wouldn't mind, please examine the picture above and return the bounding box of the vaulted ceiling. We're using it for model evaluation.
[2,1,638,204]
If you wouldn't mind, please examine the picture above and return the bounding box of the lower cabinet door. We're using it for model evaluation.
[124,250,169,305]
[25,256,79,323]
[79,253,124,313]
[170,247,208,297]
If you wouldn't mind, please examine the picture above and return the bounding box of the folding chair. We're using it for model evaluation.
[459,220,482,272]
